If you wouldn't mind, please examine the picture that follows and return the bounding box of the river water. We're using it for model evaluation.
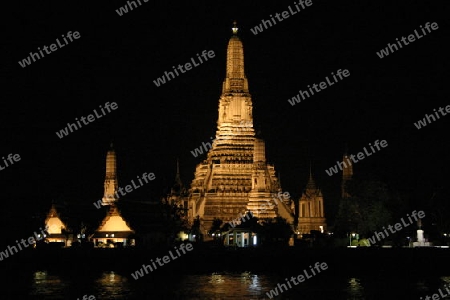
[4,246,449,299]
[13,269,450,299]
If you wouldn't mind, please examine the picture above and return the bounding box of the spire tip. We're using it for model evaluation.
[232,20,238,35]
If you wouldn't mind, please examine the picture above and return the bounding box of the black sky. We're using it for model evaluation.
[3,1,449,229]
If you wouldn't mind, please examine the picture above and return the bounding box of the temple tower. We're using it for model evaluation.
[247,138,278,219]
[94,144,135,247]
[102,143,119,205]
[297,168,327,234]
[188,23,288,230]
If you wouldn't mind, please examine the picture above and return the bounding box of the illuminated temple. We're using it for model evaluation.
[39,24,330,248]
[101,143,119,206]
[45,204,69,245]
[93,144,135,247]
[296,168,327,235]
[185,23,295,230]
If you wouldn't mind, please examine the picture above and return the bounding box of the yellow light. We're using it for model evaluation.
[232,21,238,34]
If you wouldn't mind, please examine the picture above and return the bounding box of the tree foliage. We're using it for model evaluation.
[260,217,293,245]
[335,179,392,237]
[208,218,223,235]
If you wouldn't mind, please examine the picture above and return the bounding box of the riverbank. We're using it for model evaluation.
[3,244,450,277]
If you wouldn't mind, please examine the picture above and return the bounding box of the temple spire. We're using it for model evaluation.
[102,144,119,205]
[306,162,316,190]
[232,20,238,35]
[175,158,182,186]
[342,145,353,198]
[222,20,249,95]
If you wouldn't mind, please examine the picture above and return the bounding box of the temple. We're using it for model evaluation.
[93,144,135,247]
[35,23,331,250]
[44,204,69,245]
[166,159,189,208]
[93,205,135,247]
[186,22,295,231]
[296,167,327,235]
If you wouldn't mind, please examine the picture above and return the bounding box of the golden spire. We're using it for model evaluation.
[222,20,249,94]
[102,144,119,205]
[232,20,238,35]
[105,146,117,180]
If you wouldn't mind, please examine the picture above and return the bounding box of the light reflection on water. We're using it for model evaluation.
[345,277,364,299]
[173,272,267,299]
[95,271,132,299]
[26,270,450,299]
[29,270,133,299]
[30,271,70,299]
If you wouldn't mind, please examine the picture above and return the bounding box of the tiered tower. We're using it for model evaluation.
[246,138,278,219]
[102,143,119,205]
[94,144,135,247]
[188,23,291,229]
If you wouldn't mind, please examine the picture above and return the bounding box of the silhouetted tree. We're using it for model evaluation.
[160,201,190,245]
[190,216,202,241]
[428,186,450,244]
[260,217,293,246]
[208,218,223,235]
[334,179,392,238]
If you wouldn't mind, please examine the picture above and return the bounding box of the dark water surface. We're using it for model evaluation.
[9,270,450,299]
[4,247,450,299]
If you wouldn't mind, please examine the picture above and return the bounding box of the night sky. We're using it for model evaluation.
[3,1,449,231]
